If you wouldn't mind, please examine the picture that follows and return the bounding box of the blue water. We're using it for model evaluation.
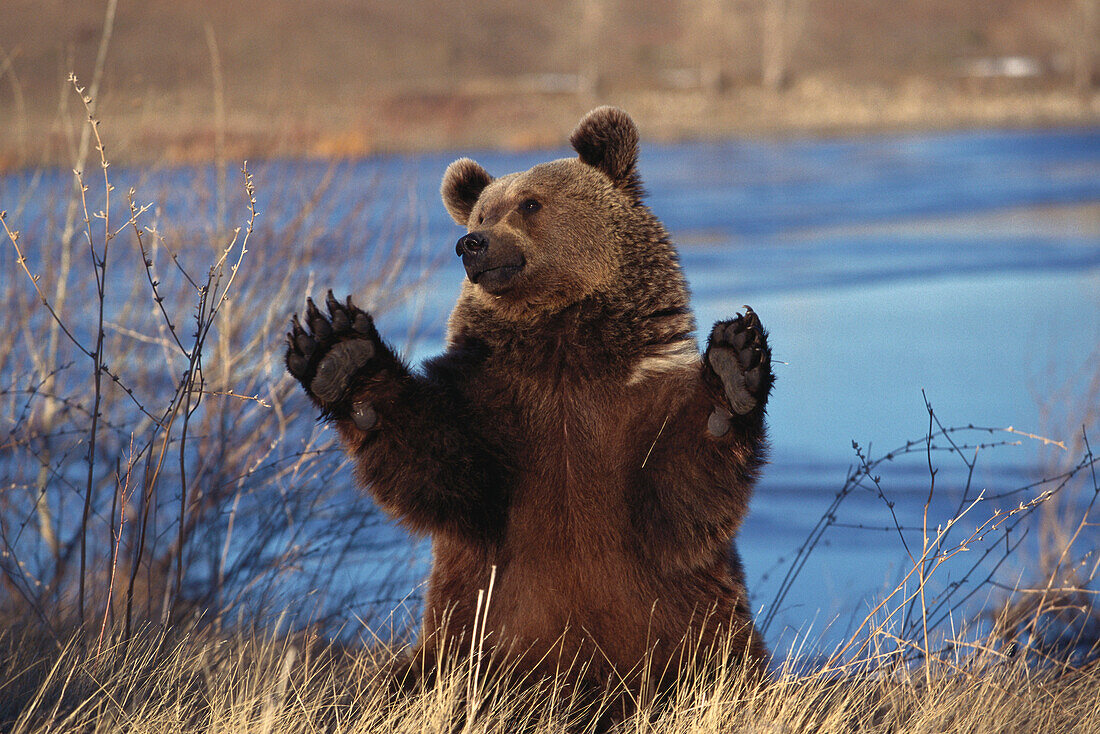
[3,127,1098,656]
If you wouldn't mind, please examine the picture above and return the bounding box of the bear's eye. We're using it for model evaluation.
[520,198,541,214]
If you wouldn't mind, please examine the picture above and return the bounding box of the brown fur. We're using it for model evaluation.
[288,107,773,708]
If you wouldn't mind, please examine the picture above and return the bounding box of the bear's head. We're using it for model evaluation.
[441,106,646,318]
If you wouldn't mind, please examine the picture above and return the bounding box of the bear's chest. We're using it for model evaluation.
[513,369,626,490]
[476,352,629,524]
[463,338,687,545]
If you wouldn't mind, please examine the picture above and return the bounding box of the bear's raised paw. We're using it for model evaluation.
[286,291,382,428]
[705,306,772,429]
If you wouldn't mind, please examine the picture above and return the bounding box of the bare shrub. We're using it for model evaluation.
[0,79,432,642]
[762,392,1099,675]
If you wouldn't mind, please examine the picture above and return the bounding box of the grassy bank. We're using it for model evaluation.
[2,618,1098,733]
[6,80,1100,170]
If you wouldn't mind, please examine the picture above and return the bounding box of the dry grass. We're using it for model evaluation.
[0,614,1097,733]
[5,71,1100,169]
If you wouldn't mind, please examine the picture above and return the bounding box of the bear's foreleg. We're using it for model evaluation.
[629,306,774,669]
[286,292,508,541]
[631,306,773,570]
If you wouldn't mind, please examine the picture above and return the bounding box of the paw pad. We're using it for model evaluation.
[706,306,771,417]
[285,290,382,414]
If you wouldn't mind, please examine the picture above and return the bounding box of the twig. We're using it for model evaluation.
[72,73,113,631]
[1003,426,1067,451]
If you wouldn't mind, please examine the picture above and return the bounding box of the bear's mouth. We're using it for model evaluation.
[468,259,525,292]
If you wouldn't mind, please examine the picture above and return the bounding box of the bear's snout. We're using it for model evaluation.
[458,231,526,293]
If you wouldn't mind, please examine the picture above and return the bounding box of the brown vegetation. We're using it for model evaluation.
[1,619,1099,733]
[2,0,1100,168]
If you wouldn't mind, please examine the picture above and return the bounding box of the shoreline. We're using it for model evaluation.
[4,78,1100,172]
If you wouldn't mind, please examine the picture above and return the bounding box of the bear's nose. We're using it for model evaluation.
[456,232,489,257]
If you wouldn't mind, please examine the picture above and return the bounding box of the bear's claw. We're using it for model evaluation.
[286,290,382,414]
[705,306,771,421]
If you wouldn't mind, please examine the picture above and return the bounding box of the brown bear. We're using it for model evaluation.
[285,106,772,706]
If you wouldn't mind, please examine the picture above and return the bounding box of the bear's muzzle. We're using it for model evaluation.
[457,231,526,293]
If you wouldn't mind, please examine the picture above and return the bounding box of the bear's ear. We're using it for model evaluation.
[441,158,493,225]
[569,106,641,197]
